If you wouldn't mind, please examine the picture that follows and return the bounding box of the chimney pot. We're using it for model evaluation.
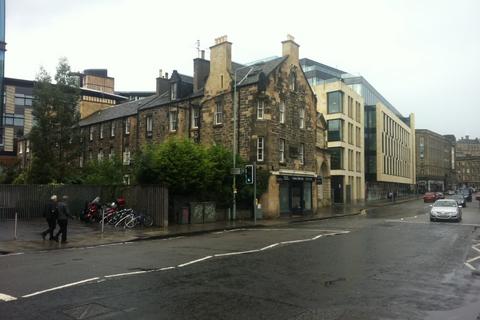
[201,50,205,59]
[165,72,169,79]
[159,69,163,78]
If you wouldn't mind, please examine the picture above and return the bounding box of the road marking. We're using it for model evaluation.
[156,266,175,271]
[0,252,24,258]
[22,277,100,298]
[177,255,213,268]
[465,262,476,271]
[473,246,480,253]
[15,229,350,301]
[466,255,480,263]
[104,270,152,278]
[260,243,279,250]
[0,293,17,302]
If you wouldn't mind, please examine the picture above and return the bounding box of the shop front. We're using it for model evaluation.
[277,174,314,215]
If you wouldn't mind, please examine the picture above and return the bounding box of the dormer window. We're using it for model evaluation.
[171,82,177,101]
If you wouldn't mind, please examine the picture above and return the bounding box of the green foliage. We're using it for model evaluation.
[0,164,22,184]
[27,58,81,184]
[82,158,126,185]
[134,139,266,206]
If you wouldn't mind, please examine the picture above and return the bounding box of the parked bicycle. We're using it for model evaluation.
[125,211,154,228]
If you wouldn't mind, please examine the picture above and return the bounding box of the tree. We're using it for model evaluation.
[82,158,126,185]
[27,58,81,183]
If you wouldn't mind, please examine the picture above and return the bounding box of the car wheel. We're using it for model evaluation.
[430,217,435,222]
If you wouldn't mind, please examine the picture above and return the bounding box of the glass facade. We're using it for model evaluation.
[328,119,343,142]
[364,106,377,180]
[330,147,343,170]
[327,91,343,114]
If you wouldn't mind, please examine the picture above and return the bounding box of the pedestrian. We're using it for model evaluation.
[54,195,73,243]
[41,195,58,240]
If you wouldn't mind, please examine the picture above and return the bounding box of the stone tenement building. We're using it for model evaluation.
[415,129,456,192]
[79,35,331,219]
[457,156,480,188]
[456,136,480,157]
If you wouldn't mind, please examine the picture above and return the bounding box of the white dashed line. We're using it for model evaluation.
[16,228,350,301]
[0,252,24,258]
[0,293,17,302]
[466,256,480,263]
[465,262,476,271]
[177,255,213,268]
[104,270,152,278]
[22,277,100,298]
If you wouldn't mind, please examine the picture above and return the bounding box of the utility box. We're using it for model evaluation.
[190,202,216,224]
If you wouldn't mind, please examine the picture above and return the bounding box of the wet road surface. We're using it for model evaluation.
[1,199,480,319]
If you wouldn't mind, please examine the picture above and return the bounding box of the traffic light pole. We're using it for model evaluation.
[253,161,256,224]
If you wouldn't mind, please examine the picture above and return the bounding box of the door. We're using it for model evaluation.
[290,182,304,213]
[331,176,344,203]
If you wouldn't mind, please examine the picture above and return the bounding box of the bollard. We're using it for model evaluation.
[14,212,17,240]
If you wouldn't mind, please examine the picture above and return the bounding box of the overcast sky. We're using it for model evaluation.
[5,0,480,139]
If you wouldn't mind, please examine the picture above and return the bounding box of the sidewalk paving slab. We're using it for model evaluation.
[0,196,420,254]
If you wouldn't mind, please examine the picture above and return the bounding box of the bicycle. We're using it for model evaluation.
[125,211,153,228]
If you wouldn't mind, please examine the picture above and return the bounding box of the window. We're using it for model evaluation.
[327,119,343,142]
[98,149,104,161]
[299,107,305,129]
[356,151,361,172]
[257,101,264,120]
[170,82,177,100]
[110,121,115,137]
[356,127,361,147]
[169,110,178,132]
[124,118,130,135]
[279,102,285,124]
[348,123,353,144]
[327,91,343,114]
[89,126,93,141]
[348,149,353,171]
[279,139,285,163]
[299,143,305,165]
[80,128,84,142]
[123,147,131,165]
[355,102,361,122]
[79,154,84,168]
[289,71,297,91]
[215,102,223,125]
[192,107,200,129]
[26,140,30,153]
[348,96,353,118]
[330,147,343,170]
[99,123,104,139]
[257,137,264,162]
[18,142,23,154]
[109,147,115,160]
[146,115,153,136]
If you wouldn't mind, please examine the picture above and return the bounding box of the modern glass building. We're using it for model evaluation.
[301,58,416,200]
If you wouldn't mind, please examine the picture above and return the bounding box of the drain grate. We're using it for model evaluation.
[63,303,115,320]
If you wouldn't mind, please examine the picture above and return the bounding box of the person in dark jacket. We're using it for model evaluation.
[41,195,58,240]
[54,195,73,243]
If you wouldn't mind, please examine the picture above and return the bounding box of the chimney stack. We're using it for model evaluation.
[282,34,300,62]
[201,50,205,59]
[156,69,170,95]
[204,35,232,96]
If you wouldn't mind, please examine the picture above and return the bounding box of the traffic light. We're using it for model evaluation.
[245,165,254,184]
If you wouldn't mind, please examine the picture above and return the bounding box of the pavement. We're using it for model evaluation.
[0,195,421,254]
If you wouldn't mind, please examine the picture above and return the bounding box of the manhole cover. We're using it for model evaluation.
[63,303,115,319]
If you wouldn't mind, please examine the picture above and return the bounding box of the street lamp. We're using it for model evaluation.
[232,65,255,221]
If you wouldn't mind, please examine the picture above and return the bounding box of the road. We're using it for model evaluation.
[1,199,480,319]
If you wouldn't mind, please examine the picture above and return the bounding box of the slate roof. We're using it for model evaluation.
[79,94,160,126]
[79,57,287,126]
[232,56,287,87]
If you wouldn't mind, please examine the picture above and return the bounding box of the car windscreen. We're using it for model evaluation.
[433,201,457,207]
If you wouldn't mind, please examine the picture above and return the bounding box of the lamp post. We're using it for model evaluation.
[232,65,254,221]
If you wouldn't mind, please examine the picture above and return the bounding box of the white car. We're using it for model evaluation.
[430,199,462,222]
